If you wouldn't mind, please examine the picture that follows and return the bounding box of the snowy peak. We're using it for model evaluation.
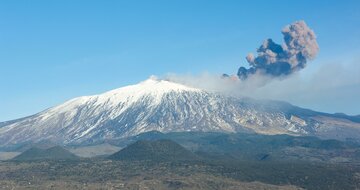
[45,76,201,115]
[105,76,201,97]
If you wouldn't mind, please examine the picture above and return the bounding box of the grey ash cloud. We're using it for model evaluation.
[237,20,319,80]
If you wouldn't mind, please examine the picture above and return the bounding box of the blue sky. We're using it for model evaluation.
[1,0,360,121]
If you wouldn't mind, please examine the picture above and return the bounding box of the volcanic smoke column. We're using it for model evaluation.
[237,20,319,80]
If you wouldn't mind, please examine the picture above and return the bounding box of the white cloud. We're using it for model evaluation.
[165,60,360,115]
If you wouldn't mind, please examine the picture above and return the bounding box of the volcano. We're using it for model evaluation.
[1,77,359,149]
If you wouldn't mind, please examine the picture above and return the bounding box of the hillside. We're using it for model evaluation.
[109,139,198,161]
[111,131,360,162]
[12,146,78,161]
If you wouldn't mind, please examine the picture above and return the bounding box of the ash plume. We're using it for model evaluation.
[237,20,319,80]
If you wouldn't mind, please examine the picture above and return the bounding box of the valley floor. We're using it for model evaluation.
[0,159,359,190]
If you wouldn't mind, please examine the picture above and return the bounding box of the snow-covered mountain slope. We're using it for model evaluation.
[1,77,359,148]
